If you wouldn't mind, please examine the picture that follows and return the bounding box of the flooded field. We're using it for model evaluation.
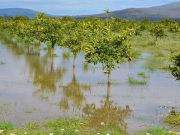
[0,40,179,133]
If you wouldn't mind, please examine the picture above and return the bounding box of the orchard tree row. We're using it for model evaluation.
[0,13,180,81]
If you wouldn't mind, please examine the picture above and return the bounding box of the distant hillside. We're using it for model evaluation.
[147,2,180,18]
[75,2,180,21]
[0,8,36,18]
[0,2,180,21]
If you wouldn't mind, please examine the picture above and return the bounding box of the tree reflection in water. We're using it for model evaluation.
[59,67,91,112]
[83,83,131,132]
[30,57,67,98]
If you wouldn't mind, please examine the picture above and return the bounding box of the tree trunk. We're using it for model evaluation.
[73,54,76,68]
[50,56,54,73]
[107,72,111,85]
[104,82,111,108]
[73,65,75,79]
[107,82,110,100]
[51,40,56,57]
[51,48,54,57]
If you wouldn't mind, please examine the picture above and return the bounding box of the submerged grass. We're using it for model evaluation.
[138,72,149,79]
[128,76,147,85]
[142,57,169,72]
[82,62,89,72]
[0,61,5,65]
[130,31,180,71]
[62,51,70,61]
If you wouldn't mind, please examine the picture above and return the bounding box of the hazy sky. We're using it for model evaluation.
[0,0,179,15]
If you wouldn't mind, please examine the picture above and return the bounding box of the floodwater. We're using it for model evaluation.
[0,39,179,133]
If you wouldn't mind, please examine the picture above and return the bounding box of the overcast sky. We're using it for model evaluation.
[0,0,179,15]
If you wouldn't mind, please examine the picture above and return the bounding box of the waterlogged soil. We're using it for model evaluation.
[0,40,179,133]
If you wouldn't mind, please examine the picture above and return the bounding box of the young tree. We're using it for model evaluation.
[62,20,86,67]
[104,8,110,18]
[149,23,167,44]
[31,13,65,56]
[85,20,134,84]
[170,52,180,80]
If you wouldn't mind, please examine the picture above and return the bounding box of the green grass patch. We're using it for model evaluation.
[130,31,173,71]
[0,121,13,130]
[24,107,39,114]
[62,51,70,61]
[132,50,141,59]
[0,61,5,65]
[154,51,165,57]
[138,72,149,79]
[0,117,128,135]
[128,76,147,85]
[82,62,89,72]
[137,126,168,135]
[25,122,39,130]
[163,110,180,125]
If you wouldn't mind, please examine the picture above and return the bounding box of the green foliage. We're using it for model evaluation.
[82,62,89,72]
[33,13,64,49]
[138,72,149,79]
[25,122,39,130]
[149,24,167,43]
[0,121,13,130]
[128,76,147,85]
[0,61,5,65]
[62,20,86,66]
[168,22,180,34]
[170,53,180,80]
[85,20,134,74]
[163,110,180,125]
[62,51,70,61]
[137,126,168,135]
[104,8,110,18]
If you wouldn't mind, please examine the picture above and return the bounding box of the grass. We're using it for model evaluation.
[0,61,5,65]
[163,109,180,125]
[128,76,147,85]
[95,81,120,86]
[82,62,89,72]
[0,117,127,135]
[62,51,70,61]
[137,126,169,135]
[142,58,168,72]
[24,107,39,114]
[0,118,177,135]
[138,72,149,79]
[154,50,165,57]
[130,30,180,70]
[131,31,180,55]
[0,121,13,131]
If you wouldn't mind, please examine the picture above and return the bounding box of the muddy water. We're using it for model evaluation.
[0,39,179,133]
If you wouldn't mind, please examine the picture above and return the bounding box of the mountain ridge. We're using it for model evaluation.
[0,8,36,19]
[0,2,180,21]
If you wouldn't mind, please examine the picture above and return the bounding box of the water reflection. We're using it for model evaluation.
[1,37,25,56]
[1,36,67,95]
[1,37,180,133]
[59,67,91,112]
[30,57,66,95]
[83,83,132,131]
